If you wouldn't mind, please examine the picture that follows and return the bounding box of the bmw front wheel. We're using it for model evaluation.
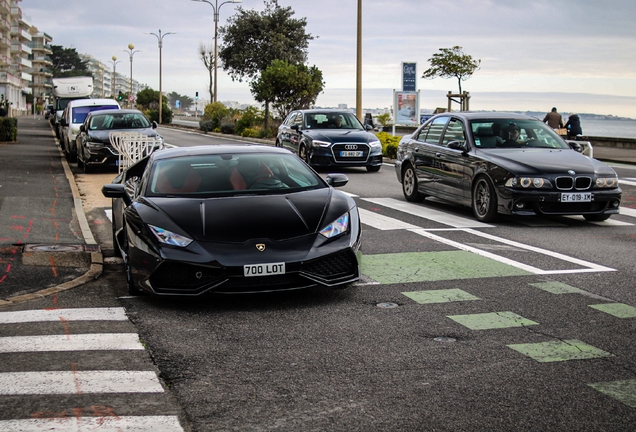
[472,176,498,222]
[402,164,424,202]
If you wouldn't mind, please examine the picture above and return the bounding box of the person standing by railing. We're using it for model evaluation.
[543,107,564,129]
[565,112,582,139]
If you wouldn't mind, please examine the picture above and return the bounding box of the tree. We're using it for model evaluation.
[198,43,214,102]
[49,45,92,77]
[422,46,481,95]
[219,0,314,127]
[250,60,324,121]
[166,92,194,111]
[135,88,173,123]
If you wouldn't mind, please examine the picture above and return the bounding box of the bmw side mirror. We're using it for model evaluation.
[291,124,300,131]
[447,140,467,152]
[567,141,583,153]
[326,173,349,187]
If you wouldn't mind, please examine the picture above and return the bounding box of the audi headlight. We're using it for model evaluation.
[319,213,349,238]
[595,177,618,188]
[369,140,381,148]
[505,177,552,189]
[149,225,193,247]
[313,140,331,147]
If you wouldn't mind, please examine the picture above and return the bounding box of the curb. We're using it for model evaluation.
[0,127,104,307]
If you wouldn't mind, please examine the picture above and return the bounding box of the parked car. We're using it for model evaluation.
[102,145,361,296]
[394,112,622,222]
[76,109,163,173]
[276,109,383,172]
[59,98,120,162]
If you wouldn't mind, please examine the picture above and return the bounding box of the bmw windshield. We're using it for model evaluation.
[470,119,570,149]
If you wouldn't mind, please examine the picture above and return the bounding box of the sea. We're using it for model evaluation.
[578,118,636,139]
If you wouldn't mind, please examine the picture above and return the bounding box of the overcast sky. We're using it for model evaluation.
[21,0,636,117]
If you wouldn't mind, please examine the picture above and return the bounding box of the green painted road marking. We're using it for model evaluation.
[529,281,584,294]
[507,339,613,362]
[447,311,538,330]
[361,251,531,284]
[589,379,636,408]
[589,303,636,318]
[402,289,480,304]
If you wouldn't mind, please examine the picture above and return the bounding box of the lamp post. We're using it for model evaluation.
[147,29,175,124]
[356,0,362,120]
[123,43,141,106]
[109,56,121,98]
[99,65,105,98]
[191,0,242,103]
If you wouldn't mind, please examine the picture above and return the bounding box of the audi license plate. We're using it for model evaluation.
[561,192,592,202]
[244,262,285,277]
[340,150,364,157]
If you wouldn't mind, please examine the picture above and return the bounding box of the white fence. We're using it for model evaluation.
[109,132,164,173]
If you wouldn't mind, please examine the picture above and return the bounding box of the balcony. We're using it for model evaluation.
[0,71,21,86]
[11,26,32,42]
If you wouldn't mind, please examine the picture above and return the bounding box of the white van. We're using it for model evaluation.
[60,98,120,162]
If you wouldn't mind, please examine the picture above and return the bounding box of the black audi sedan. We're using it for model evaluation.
[102,145,361,296]
[395,112,621,222]
[76,109,163,173]
[276,109,383,172]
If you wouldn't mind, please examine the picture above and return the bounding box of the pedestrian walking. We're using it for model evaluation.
[543,107,563,129]
[564,112,582,139]
[0,105,6,117]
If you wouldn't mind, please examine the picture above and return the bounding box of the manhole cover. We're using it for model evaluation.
[376,302,398,309]
[25,244,84,252]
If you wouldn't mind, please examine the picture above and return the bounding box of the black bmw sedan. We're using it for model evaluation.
[276,109,383,172]
[102,145,361,296]
[395,112,622,222]
[76,109,163,173]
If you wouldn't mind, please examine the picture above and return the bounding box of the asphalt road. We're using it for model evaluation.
[4,126,636,431]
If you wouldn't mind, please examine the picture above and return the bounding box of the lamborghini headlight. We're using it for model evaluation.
[149,225,193,247]
[319,213,349,238]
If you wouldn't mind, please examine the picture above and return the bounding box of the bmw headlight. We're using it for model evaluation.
[149,225,193,247]
[595,177,618,188]
[319,213,349,238]
[313,140,331,148]
[505,177,552,189]
[369,140,382,149]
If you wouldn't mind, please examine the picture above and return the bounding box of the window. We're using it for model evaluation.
[441,119,466,147]
[424,116,449,145]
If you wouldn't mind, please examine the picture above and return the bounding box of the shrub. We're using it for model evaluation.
[220,119,236,134]
[199,120,215,132]
[376,132,400,159]
[235,106,264,135]
[0,117,18,141]
[241,127,261,138]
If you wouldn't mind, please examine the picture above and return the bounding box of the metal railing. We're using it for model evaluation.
[109,132,164,173]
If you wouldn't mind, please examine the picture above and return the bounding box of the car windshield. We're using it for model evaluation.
[470,119,570,149]
[89,112,151,130]
[304,112,363,130]
[71,105,119,124]
[146,153,325,197]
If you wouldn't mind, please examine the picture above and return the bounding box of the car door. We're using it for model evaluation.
[433,117,469,202]
[412,116,450,195]
[278,112,297,150]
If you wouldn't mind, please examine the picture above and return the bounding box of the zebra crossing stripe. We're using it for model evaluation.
[0,370,164,395]
[0,333,145,353]
[358,208,420,230]
[0,307,128,324]
[0,416,183,432]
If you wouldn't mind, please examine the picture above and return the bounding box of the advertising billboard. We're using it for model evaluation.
[402,62,417,92]
[394,90,419,126]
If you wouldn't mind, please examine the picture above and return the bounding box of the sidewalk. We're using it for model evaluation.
[0,118,634,305]
[0,117,101,306]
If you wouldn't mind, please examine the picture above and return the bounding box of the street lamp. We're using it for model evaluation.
[123,43,141,105]
[191,0,242,103]
[146,29,175,124]
[109,55,121,98]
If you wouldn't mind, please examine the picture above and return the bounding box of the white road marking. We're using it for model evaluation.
[619,206,636,218]
[0,416,183,432]
[0,333,145,353]
[0,370,164,395]
[358,208,419,230]
[619,179,636,186]
[0,307,128,324]
[105,208,113,222]
[565,215,633,226]
[363,197,494,228]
